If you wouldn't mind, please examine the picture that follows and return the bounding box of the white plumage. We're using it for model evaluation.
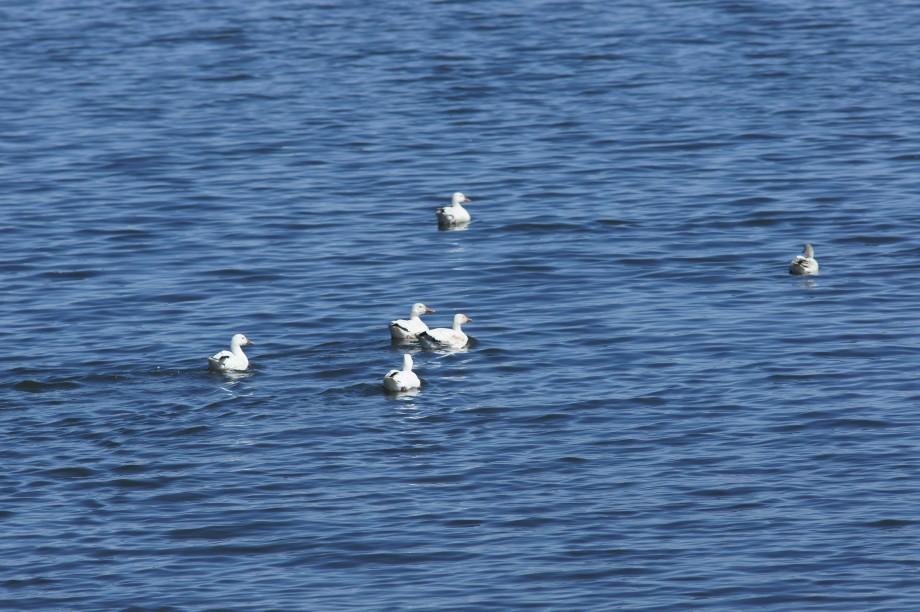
[383,353,421,392]
[208,333,253,372]
[436,192,472,228]
[389,303,435,341]
[419,313,472,349]
[789,243,819,275]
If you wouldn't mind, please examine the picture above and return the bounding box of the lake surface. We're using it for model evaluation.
[3,1,920,609]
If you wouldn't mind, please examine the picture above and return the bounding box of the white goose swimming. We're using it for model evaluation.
[419,313,472,349]
[436,192,472,228]
[383,353,421,392]
[208,333,253,371]
[389,303,435,341]
[789,243,819,275]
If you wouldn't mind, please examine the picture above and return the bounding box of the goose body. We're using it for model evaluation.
[383,353,421,392]
[419,313,472,349]
[436,192,472,227]
[208,333,253,371]
[789,243,819,276]
[389,303,435,341]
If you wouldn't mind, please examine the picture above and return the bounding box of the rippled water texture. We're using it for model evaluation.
[3,1,920,609]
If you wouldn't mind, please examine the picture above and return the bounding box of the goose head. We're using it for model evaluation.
[231,333,252,348]
[452,192,471,206]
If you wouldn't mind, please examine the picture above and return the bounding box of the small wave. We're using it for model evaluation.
[103,229,156,242]
[859,518,916,529]
[155,293,207,303]
[733,133,785,142]
[501,264,556,273]
[771,418,889,433]
[319,382,383,397]
[823,418,890,429]
[835,235,905,246]
[41,466,95,479]
[2,577,55,589]
[690,486,759,498]
[148,491,211,503]
[37,269,101,280]
[444,518,482,528]
[767,372,845,382]
[168,520,294,541]
[13,379,81,393]
[499,222,592,233]
[738,216,781,227]
[199,73,254,82]
[107,478,169,490]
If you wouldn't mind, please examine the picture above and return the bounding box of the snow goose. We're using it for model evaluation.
[789,243,819,275]
[208,333,253,372]
[389,303,435,341]
[436,192,472,228]
[419,313,472,349]
[383,353,421,392]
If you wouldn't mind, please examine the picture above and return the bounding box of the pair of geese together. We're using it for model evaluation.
[441,192,820,276]
[436,193,821,275]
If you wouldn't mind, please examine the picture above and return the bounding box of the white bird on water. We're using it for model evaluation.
[419,313,472,349]
[389,303,435,341]
[789,243,819,276]
[436,192,472,228]
[383,353,421,392]
[208,333,253,372]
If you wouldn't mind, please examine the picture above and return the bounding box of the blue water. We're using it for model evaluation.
[3,1,920,609]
